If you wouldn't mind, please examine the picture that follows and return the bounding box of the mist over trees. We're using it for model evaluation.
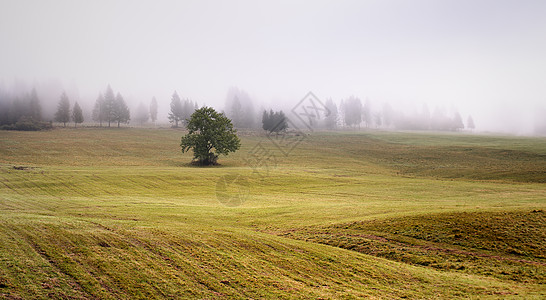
[72,102,84,127]
[149,97,158,123]
[262,109,288,133]
[0,80,492,133]
[135,102,149,125]
[168,91,196,128]
[342,96,362,127]
[54,92,70,127]
[224,87,256,129]
[92,93,106,126]
[323,98,338,129]
[91,85,130,127]
[0,86,51,130]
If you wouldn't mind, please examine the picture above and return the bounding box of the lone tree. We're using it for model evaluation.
[180,106,241,166]
[72,101,84,127]
[55,92,71,127]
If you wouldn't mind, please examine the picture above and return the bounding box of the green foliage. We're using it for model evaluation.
[180,107,241,165]
[54,92,71,127]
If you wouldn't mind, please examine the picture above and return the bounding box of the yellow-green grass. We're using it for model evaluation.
[0,128,545,298]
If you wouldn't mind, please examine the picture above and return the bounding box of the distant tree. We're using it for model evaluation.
[343,96,362,127]
[324,98,338,129]
[135,101,149,125]
[168,91,183,127]
[262,109,288,133]
[54,92,71,127]
[467,115,475,131]
[103,85,116,127]
[180,106,241,165]
[421,103,431,130]
[373,112,382,128]
[113,92,130,127]
[72,101,84,127]
[29,88,41,121]
[230,96,243,128]
[382,103,394,128]
[431,106,450,131]
[224,87,256,128]
[181,98,197,126]
[362,98,372,128]
[92,93,105,126]
[149,97,158,123]
[452,111,464,131]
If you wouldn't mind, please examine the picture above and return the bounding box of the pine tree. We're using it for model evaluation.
[103,85,116,127]
[29,88,42,121]
[168,91,183,127]
[135,101,149,125]
[72,101,84,127]
[113,92,130,127]
[92,93,105,126]
[467,115,475,131]
[54,92,71,127]
[452,111,464,131]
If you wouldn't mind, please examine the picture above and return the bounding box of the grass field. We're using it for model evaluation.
[0,128,545,298]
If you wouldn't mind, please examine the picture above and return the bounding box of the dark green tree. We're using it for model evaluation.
[72,101,84,127]
[54,92,71,127]
[180,106,241,165]
[262,109,288,133]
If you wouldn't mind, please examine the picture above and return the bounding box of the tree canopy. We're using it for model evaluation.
[180,106,241,165]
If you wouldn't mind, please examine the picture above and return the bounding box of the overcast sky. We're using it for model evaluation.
[1,0,545,133]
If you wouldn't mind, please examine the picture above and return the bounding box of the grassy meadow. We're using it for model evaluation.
[0,128,545,298]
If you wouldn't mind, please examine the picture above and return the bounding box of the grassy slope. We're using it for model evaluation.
[0,128,545,298]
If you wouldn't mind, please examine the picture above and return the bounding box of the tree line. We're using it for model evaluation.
[1,82,478,133]
[0,88,51,130]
